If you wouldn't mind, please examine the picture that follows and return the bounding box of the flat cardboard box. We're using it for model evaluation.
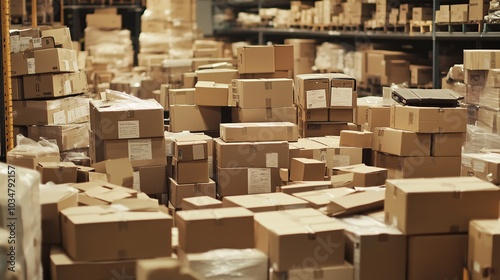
[195,81,229,106]
[216,166,280,197]
[237,46,275,74]
[450,4,469,22]
[374,152,461,179]
[232,107,297,123]
[220,122,298,142]
[412,7,433,21]
[431,133,463,157]
[366,106,391,131]
[169,105,221,132]
[27,124,89,152]
[195,69,238,84]
[172,158,209,184]
[390,106,467,133]
[464,50,500,70]
[169,88,196,106]
[328,73,357,108]
[61,205,172,261]
[468,220,500,280]
[169,178,216,208]
[295,75,330,109]
[270,263,354,280]
[50,247,137,280]
[214,138,289,168]
[174,141,208,161]
[290,158,325,181]
[91,158,133,187]
[325,189,386,217]
[298,106,329,122]
[341,215,406,280]
[41,186,78,244]
[339,130,373,148]
[301,122,360,138]
[461,153,500,185]
[175,207,255,253]
[90,98,164,140]
[86,14,121,29]
[384,177,500,235]
[332,164,387,187]
[37,162,78,184]
[329,108,354,122]
[181,196,222,210]
[231,78,293,109]
[487,68,500,88]
[372,127,431,156]
[222,192,308,212]
[133,165,167,194]
[13,96,89,126]
[408,234,468,280]
[291,187,357,209]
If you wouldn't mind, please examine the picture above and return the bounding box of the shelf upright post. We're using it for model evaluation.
[0,0,13,162]
[32,0,37,27]
[432,0,440,89]
[258,0,264,44]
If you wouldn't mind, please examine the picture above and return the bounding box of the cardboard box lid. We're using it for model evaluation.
[38,161,77,169]
[270,220,344,235]
[340,215,404,236]
[176,207,254,221]
[254,208,327,222]
[387,177,499,194]
[195,81,229,89]
[292,187,358,208]
[223,193,308,210]
[182,196,222,207]
[40,184,78,204]
[470,220,500,235]
[325,189,386,217]
[92,158,133,187]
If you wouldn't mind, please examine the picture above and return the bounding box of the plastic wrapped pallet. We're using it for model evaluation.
[0,162,43,280]
[84,28,132,50]
[314,42,348,72]
[88,43,134,69]
[464,124,500,153]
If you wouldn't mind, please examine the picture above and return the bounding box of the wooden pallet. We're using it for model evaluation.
[312,23,329,31]
[364,25,386,32]
[436,21,483,33]
[387,23,409,33]
[483,22,500,32]
[410,20,433,34]
[342,24,363,32]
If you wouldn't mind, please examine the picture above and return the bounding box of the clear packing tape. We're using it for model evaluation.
[464,124,500,153]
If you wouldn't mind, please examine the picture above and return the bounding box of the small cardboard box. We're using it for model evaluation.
[487,68,500,88]
[214,138,289,168]
[172,158,209,184]
[7,146,60,170]
[231,78,294,109]
[464,69,487,85]
[366,106,391,132]
[216,166,281,197]
[308,136,364,171]
[37,162,78,184]
[289,158,325,181]
[374,153,461,179]
[41,27,73,50]
[390,106,467,133]
[11,76,23,100]
[270,263,354,280]
[232,107,297,123]
[437,5,450,23]
[86,14,122,29]
[332,164,387,187]
[384,177,500,235]
[175,207,255,253]
[169,88,196,106]
[325,189,386,217]
[461,153,500,184]
[412,7,433,21]
[91,158,134,187]
[410,65,433,86]
[61,204,173,261]
[339,130,373,148]
[295,75,330,109]
[169,105,221,132]
[329,108,354,122]
[237,46,275,74]
[220,122,298,142]
[222,192,308,212]
[195,81,229,106]
[328,73,357,108]
[450,4,468,22]
[431,133,463,157]
[133,165,167,194]
[41,186,78,244]
[181,196,222,210]
[291,187,356,209]
[174,141,208,161]
[372,127,431,156]
[169,178,216,208]
[195,69,238,84]
[468,220,500,280]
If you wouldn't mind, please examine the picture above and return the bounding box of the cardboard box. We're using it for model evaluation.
[193,48,219,58]
[328,73,357,108]
[288,138,328,161]
[169,105,221,132]
[291,187,357,209]
[468,220,500,280]
[239,71,293,80]
[231,78,293,109]
[195,81,229,106]
[10,0,26,16]
[461,153,500,185]
[366,106,391,131]
[220,122,298,142]
[37,162,78,184]
[469,0,489,21]
[232,107,297,123]
[295,75,330,109]
[216,166,280,197]
[27,124,89,152]
[465,69,488,85]
[11,47,78,77]
[181,196,222,210]
[366,50,411,85]
[408,234,468,280]
[133,165,167,194]
[13,96,89,126]
[90,98,164,140]
[11,76,23,100]
[169,88,196,106]
[290,158,325,181]
[390,106,467,133]
[91,158,133,187]
[297,106,328,122]
[61,204,172,262]
[412,7,433,21]
[450,4,469,22]
[464,50,500,70]
[308,136,364,171]
[23,71,88,99]
[374,152,461,179]
[90,134,167,168]
[329,108,354,122]
[301,122,359,138]
[50,247,136,280]
[437,5,450,23]
[7,143,60,169]
[182,73,197,88]
[341,215,406,280]
[169,178,216,208]
[270,263,354,280]
[410,65,433,86]
[195,69,238,84]
[384,177,500,235]
[339,130,373,148]
[237,46,275,74]
[332,164,387,187]
[487,69,500,88]
[175,207,255,253]
[325,189,386,217]
[372,127,431,156]
[41,186,78,244]
[76,166,107,183]
[222,192,308,213]
[172,158,209,184]
[431,133,463,157]
[41,27,73,50]
[72,181,141,206]
[278,180,336,195]
[86,14,122,29]
[274,45,294,71]
[174,141,208,161]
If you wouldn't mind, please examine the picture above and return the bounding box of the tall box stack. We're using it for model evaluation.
[343,2,376,26]
[398,4,414,24]
[372,102,467,179]
[366,50,413,86]
[375,0,399,26]
[10,27,90,158]
[89,91,167,194]
[284,39,316,75]
[384,177,500,280]
[295,73,357,137]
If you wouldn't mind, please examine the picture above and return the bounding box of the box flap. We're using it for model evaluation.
[326,189,386,217]
[176,207,253,221]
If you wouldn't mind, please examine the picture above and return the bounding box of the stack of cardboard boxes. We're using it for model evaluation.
[341,1,375,26]
[284,38,316,75]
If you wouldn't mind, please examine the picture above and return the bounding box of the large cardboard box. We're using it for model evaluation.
[295,75,330,109]
[214,138,289,168]
[169,88,196,105]
[41,186,78,244]
[195,81,229,106]
[181,196,222,211]
[86,14,122,29]
[384,177,500,235]
[469,0,489,21]
[461,153,500,185]
[232,107,297,123]
[13,96,89,126]
[37,162,78,184]
[332,164,387,187]
[450,4,469,22]
[61,205,173,261]
[216,166,281,197]
[231,79,293,109]
[339,130,373,148]
[301,122,360,138]
[11,47,78,77]
[133,165,167,194]
[172,158,209,184]
[90,98,164,140]
[222,192,308,213]
[270,263,354,280]
[175,207,254,253]
[290,158,325,181]
[27,124,89,152]
[237,46,275,74]
[169,105,221,132]
[431,133,463,157]
[195,69,238,84]
[169,178,216,208]
[372,127,431,156]
[468,220,500,280]
[23,71,88,99]
[410,65,433,86]
[464,50,500,70]
[220,122,298,142]
[390,106,467,133]
[341,216,406,280]
[408,234,468,280]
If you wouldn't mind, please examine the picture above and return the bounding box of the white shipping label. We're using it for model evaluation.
[306,89,327,109]
[266,153,278,168]
[331,87,353,107]
[333,155,350,167]
[248,168,271,194]
[64,80,72,95]
[133,171,141,192]
[27,58,35,74]
[166,142,173,157]
[20,37,31,52]
[53,111,67,124]
[118,120,140,139]
[33,38,42,48]
[473,262,480,273]
[473,160,486,173]
[66,109,76,124]
[128,139,153,161]
[10,35,20,53]
[192,144,205,160]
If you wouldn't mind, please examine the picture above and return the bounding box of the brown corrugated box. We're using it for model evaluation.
[298,106,328,122]
[169,178,216,208]
[23,71,88,99]
[11,46,78,77]
[220,122,298,142]
[169,105,221,132]
[487,69,500,88]
[195,69,238,84]
[278,180,335,195]
[37,162,78,184]
[325,189,386,217]
[174,141,208,161]
[274,45,294,71]
[431,133,463,157]
[270,263,354,280]
[172,158,209,184]
[13,96,89,126]
[231,78,293,109]
[41,186,78,244]
[301,122,360,138]
[339,130,373,148]
[237,46,275,74]
[372,127,431,156]
[332,164,387,187]
[329,108,354,122]
[390,106,467,133]
[28,124,89,152]
[41,27,74,50]
[461,153,500,184]
[222,192,308,212]
[91,158,133,187]
[194,81,229,106]
[412,7,433,21]
[232,107,297,123]
[72,180,140,206]
[410,65,432,86]
[366,50,411,85]
[309,136,364,171]
[366,106,391,131]
[295,75,330,109]
[216,166,281,197]
[133,165,167,194]
[214,138,289,168]
[450,4,468,22]
[181,196,222,211]
[437,5,450,23]
[7,144,60,169]
[464,50,500,70]
[169,88,196,105]
[290,158,325,181]
[468,220,500,280]
[384,177,500,235]
[464,69,487,85]
[11,76,23,100]
[326,73,357,109]
[182,73,197,88]
[291,186,356,209]
[86,13,122,29]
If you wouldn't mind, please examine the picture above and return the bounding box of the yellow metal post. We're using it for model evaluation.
[1,0,13,156]
[32,0,37,27]
[61,0,64,25]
